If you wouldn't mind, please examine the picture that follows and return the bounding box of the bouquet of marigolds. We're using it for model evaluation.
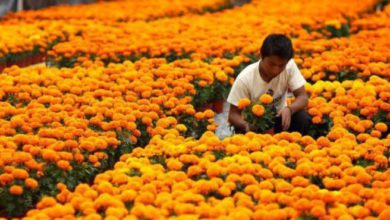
[237,94,276,133]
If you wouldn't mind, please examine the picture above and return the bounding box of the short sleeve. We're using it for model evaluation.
[288,59,306,91]
[227,78,250,107]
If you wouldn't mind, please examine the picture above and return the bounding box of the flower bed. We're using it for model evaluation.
[22,131,390,219]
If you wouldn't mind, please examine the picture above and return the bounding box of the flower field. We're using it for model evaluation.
[0,0,389,219]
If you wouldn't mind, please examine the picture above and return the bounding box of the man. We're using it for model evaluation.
[227,34,311,135]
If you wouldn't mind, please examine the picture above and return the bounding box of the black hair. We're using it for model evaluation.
[260,34,294,60]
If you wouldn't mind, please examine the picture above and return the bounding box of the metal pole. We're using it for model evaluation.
[17,0,23,11]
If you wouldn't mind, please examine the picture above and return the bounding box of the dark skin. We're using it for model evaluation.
[228,55,308,132]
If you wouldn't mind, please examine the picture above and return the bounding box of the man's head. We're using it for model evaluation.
[260,34,294,79]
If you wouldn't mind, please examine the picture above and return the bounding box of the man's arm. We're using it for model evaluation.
[277,86,308,131]
[228,104,250,133]
[289,85,308,114]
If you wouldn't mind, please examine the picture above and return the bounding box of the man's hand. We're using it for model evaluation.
[277,107,292,131]
[244,123,256,133]
[229,104,248,133]
[276,85,308,132]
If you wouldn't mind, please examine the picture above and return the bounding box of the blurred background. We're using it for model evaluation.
[0,0,96,16]
[0,0,251,16]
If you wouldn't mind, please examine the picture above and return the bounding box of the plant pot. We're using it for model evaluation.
[263,128,275,135]
[212,99,224,114]
[196,102,213,112]
[0,61,5,72]
[34,53,45,64]
[22,57,29,67]
[21,57,26,67]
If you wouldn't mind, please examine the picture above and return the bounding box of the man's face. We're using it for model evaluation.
[261,55,289,79]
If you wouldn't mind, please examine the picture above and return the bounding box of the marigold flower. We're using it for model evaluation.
[9,185,23,196]
[259,94,273,105]
[252,104,265,117]
[238,98,251,110]
[11,168,29,180]
[375,122,388,133]
[25,178,39,189]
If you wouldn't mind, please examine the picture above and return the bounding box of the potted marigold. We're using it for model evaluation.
[237,94,276,133]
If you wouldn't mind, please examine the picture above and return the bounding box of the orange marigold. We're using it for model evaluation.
[25,178,39,189]
[238,98,251,110]
[311,205,326,217]
[259,94,273,105]
[12,168,29,180]
[9,185,23,196]
[0,173,14,185]
[252,104,265,117]
[206,164,222,178]
[56,160,72,171]
[379,209,390,220]
[312,116,322,124]
[167,159,183,171]
[375,123,388,133]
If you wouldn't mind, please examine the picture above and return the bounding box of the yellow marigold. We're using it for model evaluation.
[291,176,310,187]
[204,109,215,118]
[207,124,217,131]
[187,165,203,177]
[349,205,370,219]
[167,159,183,171]
[253,210,272,220]
[226,144,240,154]
[120,189,137,202]
[275,181,293,192]
[259,94,273,105]
[217,186,231,197]
[135,191,155,205]
[238,98,251,110]
[325,19,342,29]
[252,104,265,117]
[175,124,187,132]
[194,112,204,120]
[215,71,228,82]
[206,164,222,178]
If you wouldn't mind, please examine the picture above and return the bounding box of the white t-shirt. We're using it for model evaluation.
[227,59,306,111]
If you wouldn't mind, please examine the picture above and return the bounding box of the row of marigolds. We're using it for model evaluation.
[0,0,234,70]
[0,0,386,74]
[0,57,389,217]
[0,58,232,216]
[5,0,232,22]
[20,130,390,219]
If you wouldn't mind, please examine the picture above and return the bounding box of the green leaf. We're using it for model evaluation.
[149,155,167,168]
[285,161,297,169]
[298,214,319,220]
[212,150,226,160]
[309,175,324,189]
[354,158,374,168]
[127,169,142,177]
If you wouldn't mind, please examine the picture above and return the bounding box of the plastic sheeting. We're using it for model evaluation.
[0,0,16,16]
